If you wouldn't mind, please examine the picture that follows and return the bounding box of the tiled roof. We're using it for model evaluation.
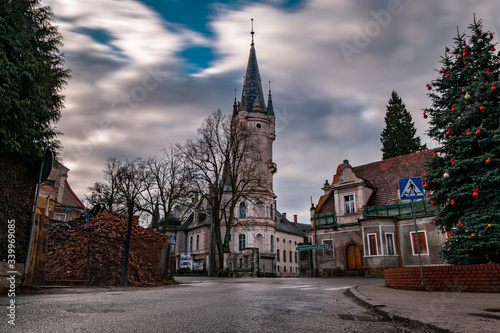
[275,211,308,236]
[352,150,434,206]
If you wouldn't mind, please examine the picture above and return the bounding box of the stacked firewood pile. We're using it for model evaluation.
[45,212,168,286]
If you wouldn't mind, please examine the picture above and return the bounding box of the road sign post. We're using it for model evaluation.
[399,177,426,291]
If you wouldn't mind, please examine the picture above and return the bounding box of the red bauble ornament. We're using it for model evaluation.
[479,105,486,111]
[423,111,428,119]
[446,128,452,136]
[451,105,456,111]
[423,182,429,189]
[433,151,437,156]
[490,33,494,39]
[492,45,496,51]
[462,87,465,93]
[472,187,479,198]
[450,199,456,206]
[463,40,466,45]
[426,84,432,90]
[441,67,446,73]
[464,61,468,65]
[446,73,450,78]
[466,130,471,136]
[446,47,450,52]
[476,127,481,135]
[451,159,456,166]
[492,85,497,91]
[486,157,492,164]
[430,199,436,205]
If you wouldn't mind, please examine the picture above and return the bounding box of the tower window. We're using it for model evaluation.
[240,202,246,218]
[256,123,262,129]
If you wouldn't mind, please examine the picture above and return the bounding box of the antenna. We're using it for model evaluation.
[269,81,271,93]
[251,18,255,46]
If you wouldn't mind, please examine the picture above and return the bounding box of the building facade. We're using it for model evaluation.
[173,25,307,276]
[310,151,447,276]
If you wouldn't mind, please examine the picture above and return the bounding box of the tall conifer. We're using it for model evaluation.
[380,91,425,159]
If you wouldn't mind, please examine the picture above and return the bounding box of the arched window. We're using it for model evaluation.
[270,204,274,220]
[270,235,274,252]
[196,235,200,250]
[189,236,193,252]
[239,202,246,218]
[238,234,246,251]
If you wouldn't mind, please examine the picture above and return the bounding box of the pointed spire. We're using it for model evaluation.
[267,81,275,117]
[240,19,266,112]
[251,18,255,46]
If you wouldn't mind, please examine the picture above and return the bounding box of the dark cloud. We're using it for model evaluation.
[42,0,500,221]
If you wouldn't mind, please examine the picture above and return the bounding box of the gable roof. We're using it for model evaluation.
[275,211,308,236]
[352,150,434,206]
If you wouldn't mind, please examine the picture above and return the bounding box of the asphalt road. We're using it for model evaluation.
[1,277,438,333]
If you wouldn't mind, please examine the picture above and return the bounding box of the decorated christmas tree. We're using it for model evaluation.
[381,90,425,160]
[424,17,500,264]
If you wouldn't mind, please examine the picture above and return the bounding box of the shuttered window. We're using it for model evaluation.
[367,234,378,255]
[411,231,428,255]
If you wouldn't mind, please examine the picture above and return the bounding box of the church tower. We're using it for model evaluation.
[230,20,278,275]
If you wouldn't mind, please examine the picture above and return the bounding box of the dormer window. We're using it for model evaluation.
[343,194,355,214]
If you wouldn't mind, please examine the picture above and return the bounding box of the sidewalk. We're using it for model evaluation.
[351,284,500,333]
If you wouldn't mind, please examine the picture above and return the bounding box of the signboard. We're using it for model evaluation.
[180,252,192,269]
[192,259,204,271]
[296,244,328,251]
[327,243,334,252]
[398,177,425,200]
[169,235,177,245]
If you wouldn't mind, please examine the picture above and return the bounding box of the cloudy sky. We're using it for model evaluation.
[42,0,499,222]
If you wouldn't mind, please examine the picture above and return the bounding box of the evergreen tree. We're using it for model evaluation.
[0,0,70,262]
[0,0,70,163]
[380,91,425,159]
[424,17,500,264]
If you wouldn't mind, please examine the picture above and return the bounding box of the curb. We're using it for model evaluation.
[349,285,450,333]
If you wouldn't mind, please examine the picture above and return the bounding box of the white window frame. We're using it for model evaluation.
[385,233,396,256]
[410,231,429,256]
[367,233,378,256]
[343,194,355,214]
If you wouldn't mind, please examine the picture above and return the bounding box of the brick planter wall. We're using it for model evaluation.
[385,264,500,292]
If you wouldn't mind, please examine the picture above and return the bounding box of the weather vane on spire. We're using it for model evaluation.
[251,18,255,46]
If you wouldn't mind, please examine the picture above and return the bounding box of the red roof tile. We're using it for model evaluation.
[352,150,434,206]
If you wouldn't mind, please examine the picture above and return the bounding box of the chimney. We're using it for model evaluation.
[293,214,298,224]
[282,212,287,220]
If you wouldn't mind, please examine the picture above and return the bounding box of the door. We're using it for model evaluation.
[346,244,362,269]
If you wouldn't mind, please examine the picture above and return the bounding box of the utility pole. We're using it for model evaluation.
[121,201,134,285]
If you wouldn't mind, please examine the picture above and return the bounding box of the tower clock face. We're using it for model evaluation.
[256,123,262,129]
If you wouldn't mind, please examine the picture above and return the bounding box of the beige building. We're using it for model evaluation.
[310,151,447,276]
[38,163,86,222]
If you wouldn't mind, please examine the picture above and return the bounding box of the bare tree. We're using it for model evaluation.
[86,157,125,213]
[179,109,262,275]
[135,147,191,232]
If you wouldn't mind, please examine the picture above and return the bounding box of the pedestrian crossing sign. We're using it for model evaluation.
[398,177,425,200]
